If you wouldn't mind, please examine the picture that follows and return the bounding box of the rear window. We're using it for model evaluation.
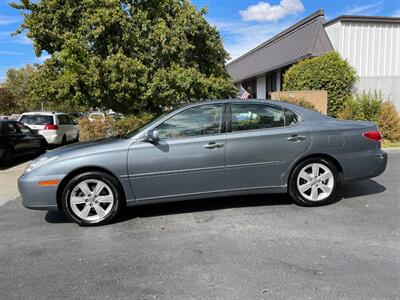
[90,113,104,120]
[19,115,54,125]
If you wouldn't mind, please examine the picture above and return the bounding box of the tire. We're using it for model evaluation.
[289,157,340,206]
[74,131,80,143]
[61,172,123,226]
[37,140,48,155]
[61,135,67,145]
[0,146,14,167]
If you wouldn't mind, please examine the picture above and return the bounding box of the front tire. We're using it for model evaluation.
[61,172,123,226]
[289,158,340,206]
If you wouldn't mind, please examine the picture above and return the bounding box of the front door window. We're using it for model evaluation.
[155,104,223,140]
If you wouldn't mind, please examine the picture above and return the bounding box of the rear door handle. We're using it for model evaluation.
[287,135,306,141]
[203,142,224,149]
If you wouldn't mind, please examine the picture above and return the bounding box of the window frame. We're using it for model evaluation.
[227,102,301,134]
[154,103,227,141]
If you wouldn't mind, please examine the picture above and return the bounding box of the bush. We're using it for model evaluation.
[338,91,400,142]
[378,102,400,142]
[277,97,316,111]
[337,91,383,122]
[79,114,154,141]
[283,52,357,117]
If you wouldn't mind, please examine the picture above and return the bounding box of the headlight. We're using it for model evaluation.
[25,156,59,173]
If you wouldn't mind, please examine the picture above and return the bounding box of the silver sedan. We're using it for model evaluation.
[19,100,387,226]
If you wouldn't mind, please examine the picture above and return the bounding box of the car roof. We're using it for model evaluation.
[20,112,67,115]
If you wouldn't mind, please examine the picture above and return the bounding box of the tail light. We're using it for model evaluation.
[44,124,59,130]
[363,130,382,142]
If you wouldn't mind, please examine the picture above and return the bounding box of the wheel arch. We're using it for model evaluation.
[287,153,344,187]
[56,166,126,210]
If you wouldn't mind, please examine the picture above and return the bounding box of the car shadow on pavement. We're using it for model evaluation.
[339,179,386,198]
[45,194,294,224]
[44,178,386,225]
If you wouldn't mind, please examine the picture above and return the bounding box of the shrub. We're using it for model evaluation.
[79,113,154,141]
[337,91,383,122]
[277,97,316,111]
[283,52,358,117]
[378,102,400,142]
[338,91,400,142]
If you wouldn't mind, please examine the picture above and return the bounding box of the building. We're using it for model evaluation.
[226,10,400,108]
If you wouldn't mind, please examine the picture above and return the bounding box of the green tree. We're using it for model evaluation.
[11,0,237,113]
[0,87,17,115]
[3,65,40,112]
[283,52,357,117]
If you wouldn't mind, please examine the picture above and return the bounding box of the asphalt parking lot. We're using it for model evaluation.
[0,150,399,299]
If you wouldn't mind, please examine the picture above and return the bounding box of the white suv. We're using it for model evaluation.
[19,112,79,145]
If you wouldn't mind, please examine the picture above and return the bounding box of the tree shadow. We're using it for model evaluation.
[45,179,387,225]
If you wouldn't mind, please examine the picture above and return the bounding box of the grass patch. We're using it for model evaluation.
[382,141,400,148]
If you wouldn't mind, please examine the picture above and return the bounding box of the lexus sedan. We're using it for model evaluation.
[19,100,387,226]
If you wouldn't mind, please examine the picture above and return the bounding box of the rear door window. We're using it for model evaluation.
[284,109,299,126]
[20,115,54,125]
[230,104,284,132]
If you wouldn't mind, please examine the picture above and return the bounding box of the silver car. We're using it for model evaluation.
[19,100,387,226]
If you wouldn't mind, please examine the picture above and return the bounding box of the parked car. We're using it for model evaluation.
[0,120,47,166]
[19,99,387,226]
[18,112,79,145]
[88,112,105,122]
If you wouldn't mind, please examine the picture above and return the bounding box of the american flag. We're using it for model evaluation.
[239,86,251,99]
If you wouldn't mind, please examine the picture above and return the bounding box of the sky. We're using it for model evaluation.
[0,0,399,82]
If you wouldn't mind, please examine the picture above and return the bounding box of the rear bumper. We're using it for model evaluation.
[342,149,388,183]
[18,172,64,210]
[38,130,62,144]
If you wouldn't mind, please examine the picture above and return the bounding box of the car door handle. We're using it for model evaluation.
[287,135,306,141]
[203,142,224,149]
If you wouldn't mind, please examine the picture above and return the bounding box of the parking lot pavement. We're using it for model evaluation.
[0,150,399,299]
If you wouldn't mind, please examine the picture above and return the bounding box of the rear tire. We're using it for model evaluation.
[289,158,340,206]
[0,146,14,167]
[61,172,123,226]
[74,131,80,143]
[61,135,67,145]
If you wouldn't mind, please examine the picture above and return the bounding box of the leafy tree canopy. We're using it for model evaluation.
[0,87,17,115]
[283,52,358,117]
[11,0,236,113]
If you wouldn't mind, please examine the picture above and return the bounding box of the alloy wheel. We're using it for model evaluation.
[296,163,334,201]
[69,179,115,221]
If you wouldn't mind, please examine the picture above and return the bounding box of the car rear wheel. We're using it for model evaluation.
[74,131,80,143]
[61,172,123,226]
[61,135,67,145]
[289,158,340,206]
[0,146,14,167]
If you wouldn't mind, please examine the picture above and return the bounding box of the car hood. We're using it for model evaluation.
[44,137,131,160]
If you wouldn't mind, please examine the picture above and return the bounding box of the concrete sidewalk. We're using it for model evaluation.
[0,160,29,206]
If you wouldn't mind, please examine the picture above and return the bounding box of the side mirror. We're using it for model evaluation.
[147,130,160,143]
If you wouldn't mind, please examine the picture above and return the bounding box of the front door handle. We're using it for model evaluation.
[287,135,306,142]
[203,142,224,149]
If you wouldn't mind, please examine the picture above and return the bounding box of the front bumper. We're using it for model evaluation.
[18,172,65,210]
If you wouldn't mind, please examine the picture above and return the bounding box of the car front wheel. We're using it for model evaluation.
[289,158,340,206]
[61,172,123,226]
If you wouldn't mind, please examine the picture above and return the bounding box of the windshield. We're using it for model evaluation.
[122,113,168,139]
[19,115,54,125]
